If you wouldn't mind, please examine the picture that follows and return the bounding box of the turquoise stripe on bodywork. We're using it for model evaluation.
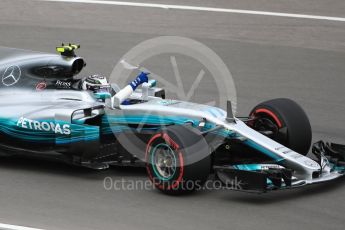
[102,115,199,135]
[0,113,290,164]
[232,164,276,187]
[0,118,98,144]
[56,125,99,144]
[233,164,263,171]
[104,114,198,126]
[0,119,53,140]
[103,115,282,162]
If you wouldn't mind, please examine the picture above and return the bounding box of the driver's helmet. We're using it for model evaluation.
[82,74,111,99]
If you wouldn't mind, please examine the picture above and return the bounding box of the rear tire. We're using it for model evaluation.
[145,125,211,195]
[249,98,312,155]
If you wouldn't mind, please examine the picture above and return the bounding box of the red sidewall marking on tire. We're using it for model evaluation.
[145,133,162,156]
[145,132,184,190]
[254,108,283,128]
[145,133,162,184]
[162,133,180,149]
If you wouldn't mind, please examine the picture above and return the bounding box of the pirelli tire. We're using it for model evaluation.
[145,125,211,195]
[250,98,312,155]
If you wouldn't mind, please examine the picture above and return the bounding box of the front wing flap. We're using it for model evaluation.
[215,141,345,193]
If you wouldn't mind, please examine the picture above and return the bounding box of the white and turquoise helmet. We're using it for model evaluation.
[82,75,111,99]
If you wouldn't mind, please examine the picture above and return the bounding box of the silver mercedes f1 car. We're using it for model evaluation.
[0,44,344,194]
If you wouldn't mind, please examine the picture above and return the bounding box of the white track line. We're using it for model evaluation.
[40,0,345,22]
[0,223,43,230]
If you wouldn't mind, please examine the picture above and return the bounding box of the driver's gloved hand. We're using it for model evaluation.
[130,72,149,90]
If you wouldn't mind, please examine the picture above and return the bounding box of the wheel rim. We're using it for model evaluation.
[151,143,177,181]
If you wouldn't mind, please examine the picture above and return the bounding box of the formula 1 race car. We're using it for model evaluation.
[0,44,344,194]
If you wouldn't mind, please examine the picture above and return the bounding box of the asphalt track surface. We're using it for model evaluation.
[0,0,345,229]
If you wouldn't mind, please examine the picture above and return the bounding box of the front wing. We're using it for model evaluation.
[214,141,345,193]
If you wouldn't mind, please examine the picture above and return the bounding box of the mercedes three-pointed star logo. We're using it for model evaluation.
[2,65,21,87]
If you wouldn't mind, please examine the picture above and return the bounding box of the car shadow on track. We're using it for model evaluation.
[221,176,345,205]
[0,156,147,180]
[1,156,344,202]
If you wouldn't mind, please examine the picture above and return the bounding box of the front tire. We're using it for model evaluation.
[249,98,312,155]
[145,125,211,195]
